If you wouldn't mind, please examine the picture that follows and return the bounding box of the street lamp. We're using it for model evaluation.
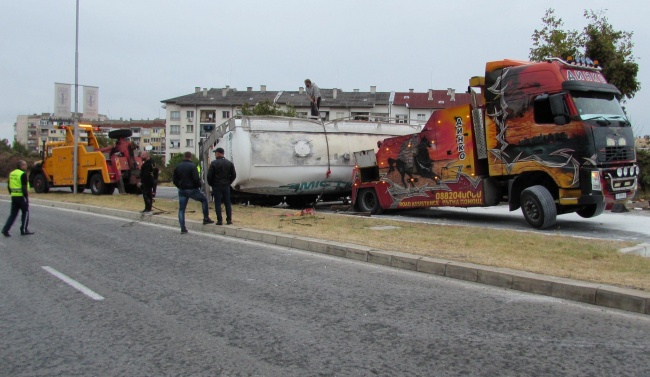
[72,0,80,194]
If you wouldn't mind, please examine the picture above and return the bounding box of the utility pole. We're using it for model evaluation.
[73,0,80,194]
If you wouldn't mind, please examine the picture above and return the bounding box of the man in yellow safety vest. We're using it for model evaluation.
[2,160,34,237]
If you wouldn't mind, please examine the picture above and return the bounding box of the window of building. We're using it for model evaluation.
[370,113,388,122]
[170,140,180,149]
[336,112,345,119]
[186,110,195,120]
[417,114,426,121]
[201,110,216,122]
[170,125,180,134]
[352,112,370,121]
[222,111,230,119]
[186,124,194,133]
[143,129,151,135]
[396,115,408,124]
[186,139,194,147]
[170,111,181,121]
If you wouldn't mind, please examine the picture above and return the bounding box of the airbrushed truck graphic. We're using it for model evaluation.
[351,57,639,229]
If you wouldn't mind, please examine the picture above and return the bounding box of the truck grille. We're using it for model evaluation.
[600,146,634,162]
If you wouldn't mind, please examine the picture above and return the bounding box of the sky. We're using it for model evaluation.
[1,0,648,143]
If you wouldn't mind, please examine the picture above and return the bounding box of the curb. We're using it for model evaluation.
[22,198,650,316]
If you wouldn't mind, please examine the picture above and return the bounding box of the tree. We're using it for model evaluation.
[159,152,200,182]
[583,10,640,100]
[530,9,582,62]
[241,100,296,117]
[529,8,640,100]
[11,140,32,156]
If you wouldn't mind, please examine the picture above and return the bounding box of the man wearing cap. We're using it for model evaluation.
[207,147,237,225]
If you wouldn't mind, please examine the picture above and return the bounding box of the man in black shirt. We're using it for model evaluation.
[139,151,154,213]
[207,147,237,225]
[172,152,213,234]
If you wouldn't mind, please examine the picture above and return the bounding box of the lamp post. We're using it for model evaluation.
[72,0,80,194]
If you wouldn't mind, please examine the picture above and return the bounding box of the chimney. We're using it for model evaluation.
[247,87,252,92]
[299,87,304,94]
[195,86,200,93]
[428,89,433,100]
[409,88,414,93]
[260,85,267,93]
[222,88,228,97]
[370,86,376,94]
[353,89,359,93]
[203,88,207,97]
[332,88,337,99]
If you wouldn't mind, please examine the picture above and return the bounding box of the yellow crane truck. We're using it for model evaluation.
[29,125,143,195]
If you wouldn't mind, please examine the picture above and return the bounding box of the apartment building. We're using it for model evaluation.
[161,85,473,161]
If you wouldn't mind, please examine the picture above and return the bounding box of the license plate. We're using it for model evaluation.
[615,193,627,200]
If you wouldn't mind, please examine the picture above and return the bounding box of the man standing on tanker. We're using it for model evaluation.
[172,151,214,234]
[207,147,236,225]
[2,160,34,237]
[305,79,321,117]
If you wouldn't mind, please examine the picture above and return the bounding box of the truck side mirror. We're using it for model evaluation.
[549,93,569,125]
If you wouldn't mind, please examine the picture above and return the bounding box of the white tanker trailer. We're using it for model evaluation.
[201,116,421,207]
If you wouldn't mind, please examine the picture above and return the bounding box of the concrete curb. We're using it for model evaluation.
[22,198,650,316]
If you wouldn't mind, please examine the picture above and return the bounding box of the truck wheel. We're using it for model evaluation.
[576,201,606,218]
[357,189,384,215]
[108,129,132,139]
[32,173,50,193]
[89,174,106,195]
[520,185,557,229]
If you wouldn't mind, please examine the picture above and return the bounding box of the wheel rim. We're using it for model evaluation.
[523,196,540,221]
[363,192,376,210]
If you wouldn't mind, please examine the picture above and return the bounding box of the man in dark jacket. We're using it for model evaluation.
[207,147,236,225]
[172,152,213,234]
[139,151,154,213]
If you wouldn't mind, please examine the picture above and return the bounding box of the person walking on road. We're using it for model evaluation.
[139,151,154,213]
[2,160,34,237]
[207,147,236,225]
[172,152,214,234]
[304,79,321,117]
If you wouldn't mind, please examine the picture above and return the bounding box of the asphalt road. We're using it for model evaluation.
[1,205,649,376]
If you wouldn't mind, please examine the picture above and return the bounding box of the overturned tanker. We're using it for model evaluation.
[200,116,421,207]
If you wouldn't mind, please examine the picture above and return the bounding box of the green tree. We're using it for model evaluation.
[583,10,640,100]
[159,152,200,182]
[94,133,112,148]
[636,149,650,198]
[529,8,640,100]
[11,140,32,156]
[241,100,296,117]
[530,9,582,62]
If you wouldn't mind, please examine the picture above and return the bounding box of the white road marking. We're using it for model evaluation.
[41,266,105,301]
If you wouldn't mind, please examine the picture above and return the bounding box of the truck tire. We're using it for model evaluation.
[576,201,606,219]
[89,173,107,195]
[32,173,50,193]
[520,185,557,229]
[357,189,384,215]
[108,129,132,139]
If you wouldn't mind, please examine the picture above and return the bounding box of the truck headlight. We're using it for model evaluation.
[591,171,602,191]
[618,137,626,146]
[616,167,623,177]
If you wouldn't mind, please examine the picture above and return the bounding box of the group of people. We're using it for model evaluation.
[171,147,236,234]
[5,78,317,236]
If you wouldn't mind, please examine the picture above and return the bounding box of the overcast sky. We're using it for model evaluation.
[1,0,648,142]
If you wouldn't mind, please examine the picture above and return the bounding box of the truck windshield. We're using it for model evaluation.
[571,91,628,124]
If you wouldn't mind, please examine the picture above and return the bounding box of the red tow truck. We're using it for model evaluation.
[351,57,639,229]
